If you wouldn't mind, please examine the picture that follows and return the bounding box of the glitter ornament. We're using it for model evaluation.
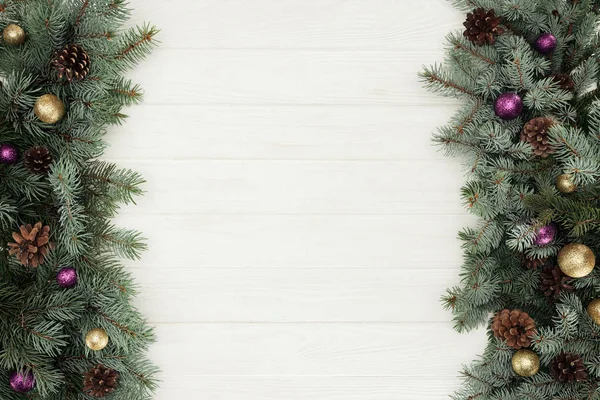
[86,328,109,351]
[557,243,595,278]
[494,93,523,120]
[535,33,557,54]
[9,371,35,393]
[556,174,577,194]
[0,143,18,164]
[3,24,25,45]
[512,349,540,377]
[587,299,600,326]
[34,94,65,124]
[56,267,77,288]
[533,223,557,246]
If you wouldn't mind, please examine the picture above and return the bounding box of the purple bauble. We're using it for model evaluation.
[0,143,18,164]
[535,33,557,55]
[56,267,77,288]
[494,93,524,120]
[533,223,557,246]
[9,371,35,393]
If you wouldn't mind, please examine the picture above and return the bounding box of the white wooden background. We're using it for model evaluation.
[104,0,490,398]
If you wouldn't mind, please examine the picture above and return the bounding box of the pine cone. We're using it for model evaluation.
[23,146,52,174]
[550,353,588,382]
[540,265,574,299]
[7,222,53,267]
[552,73,575,91]
[491,309,536,349]
[521,117,554,158]
[521,254,548,270]
[51,44,90,81]
[463,8,505,46]
[83,364,119,398]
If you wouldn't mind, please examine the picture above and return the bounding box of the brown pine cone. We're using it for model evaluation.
[83,364,119,398]
[7,222,53,267]
[521,255,548,270]
[552,73,575,91]
[51,44,90,81]
[540,265,574,299]
[23,146,53,174]
[521,117,554,158]
[463,8,505,46]
[550,353,588,382]
[491,309,536,349]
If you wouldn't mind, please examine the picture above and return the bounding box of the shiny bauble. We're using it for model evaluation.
[512,349,540,377]
[533,223,556,246]
[9,370,35,393]
[34,94,65,124]
[587,299,600,326]
[558,243,595,278]
[3,24,25,45]
[556,174,577,194]
[494,93,523,120]
[56,267,77,288]
[535,33,557,55]
[85,328,109,351]
[0,143,18,164]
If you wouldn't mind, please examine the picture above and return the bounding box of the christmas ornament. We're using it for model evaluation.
[550,353,588,382]
[521,117,554,158]
[494,93,523,120]
[522,255,548,270]
[463,8,505,46]
[83,364,119,398]
[0,143,19,164]
[85,328,109,351]
[34,94,65,124]
[3,24,25,45]
[52,44,91,82]
[552,73,575,91]
[535,33,558,54]
[557,243,595,278]
[9,370,35,393]
[540,265,574,299]
[556,174,577,194]
[491,309,536,349]
[56,267,77,288]
[533,223,557,246]
[587,299,600,325]
[7,222,53,267]
[24,146,53,174]
[512,349,540,377]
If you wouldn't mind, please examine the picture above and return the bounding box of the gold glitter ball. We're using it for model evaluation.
[588,299,600,325]
[3,24,25,45]
[85,328,109,351]
[34,94,65,124]
[512,349,540,377]
[558,243,595,278]
[556,174,577,194]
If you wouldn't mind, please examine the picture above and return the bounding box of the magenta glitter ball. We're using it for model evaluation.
[535,33,557,55]
[9,371,35,393]
[494,93,523,120]
[0,143,18,164]
[533,223,557,246]
[56,267,77,288]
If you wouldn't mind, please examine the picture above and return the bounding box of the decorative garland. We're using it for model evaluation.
[0,1,158,398]
[421,0,600,398]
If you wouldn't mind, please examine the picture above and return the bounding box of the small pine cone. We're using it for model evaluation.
[552,73,575,91]
[463,8,505,46]
[521,117,554,158]
[51,44,90,81]
[83,364,119,398]
[491,309,536,349]
[540,265,574,299]
[550,353,588,382]
[521,254,548,270]
[23,146,52,174]
[7,222,53,267]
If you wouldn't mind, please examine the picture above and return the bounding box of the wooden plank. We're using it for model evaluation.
[105,105,455,161]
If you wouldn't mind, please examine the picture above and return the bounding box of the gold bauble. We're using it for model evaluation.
[3,24,25,45]
[556,174,577,194]
[588,299,600,325]
[512,349,540,377]
[557,243,596,278]
[34,94,65,124]
[85,328,109,351]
